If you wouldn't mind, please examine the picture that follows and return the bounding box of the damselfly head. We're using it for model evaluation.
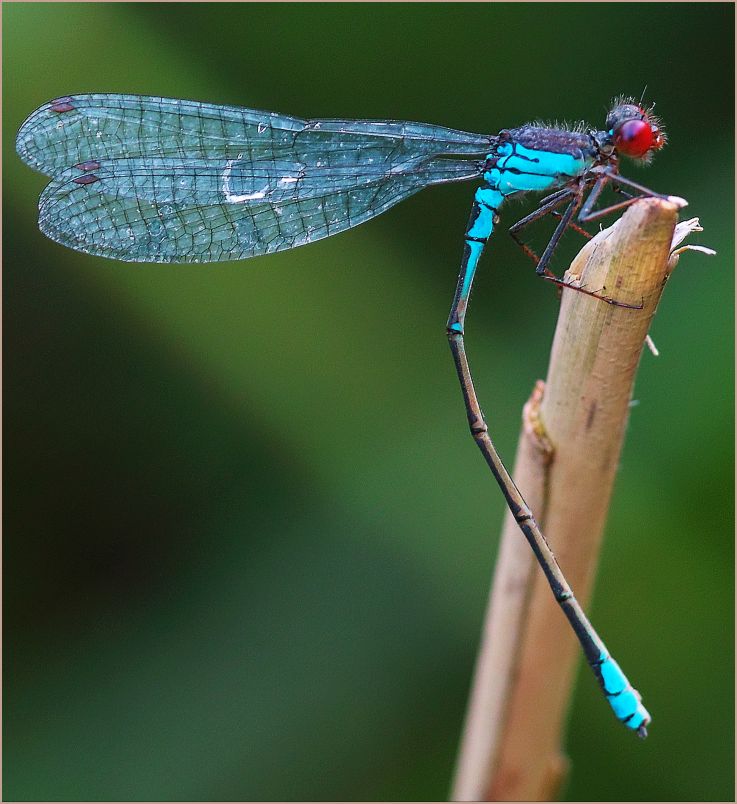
[606,100,666,163]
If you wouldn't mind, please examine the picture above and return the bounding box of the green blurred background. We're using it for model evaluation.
[3,3,734,801]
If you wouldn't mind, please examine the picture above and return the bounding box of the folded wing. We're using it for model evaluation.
[18,94,491,262]
[17,93,493,175]
[38,157,482,262]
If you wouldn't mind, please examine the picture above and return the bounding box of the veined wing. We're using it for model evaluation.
[16,94,494,177]
[38,156,483,262]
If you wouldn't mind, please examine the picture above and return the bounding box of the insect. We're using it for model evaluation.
[17,93,670,736]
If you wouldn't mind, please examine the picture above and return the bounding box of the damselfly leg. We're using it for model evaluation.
[578,167,670,223]
[508,171,666,308]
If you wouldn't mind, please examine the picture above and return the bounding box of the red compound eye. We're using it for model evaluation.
[613,118,660,158]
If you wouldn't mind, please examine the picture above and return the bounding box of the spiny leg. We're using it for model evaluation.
[578,167,670,223]
[507,187,578,268]
[550,213,593,241]
[508,185,595,275]
[510,181,643,309]
[535,186,585,275]
[446,187,650,735]
[544,168,670,302]
[518,186,634,306]
[516,170,666,252]
[553,183,633,235]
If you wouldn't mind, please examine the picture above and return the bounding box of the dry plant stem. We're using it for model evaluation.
[451,198,679,802]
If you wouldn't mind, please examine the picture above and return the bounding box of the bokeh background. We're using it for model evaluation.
[3,3,734,801]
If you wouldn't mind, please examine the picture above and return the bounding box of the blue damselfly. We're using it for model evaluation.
[17,93,673,736]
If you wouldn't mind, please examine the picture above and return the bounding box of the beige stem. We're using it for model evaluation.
[452,197,680,802]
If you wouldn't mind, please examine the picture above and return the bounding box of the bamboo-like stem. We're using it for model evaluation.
[452,198,685,802]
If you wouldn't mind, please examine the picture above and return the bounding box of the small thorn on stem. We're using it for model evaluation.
[645,334,659,356]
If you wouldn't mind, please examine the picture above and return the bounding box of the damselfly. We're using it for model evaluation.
[17,93,672,737]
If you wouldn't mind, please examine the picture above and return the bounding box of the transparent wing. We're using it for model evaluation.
[16,94,494,177]
[38,156,482,262]
[18,94,492,262]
